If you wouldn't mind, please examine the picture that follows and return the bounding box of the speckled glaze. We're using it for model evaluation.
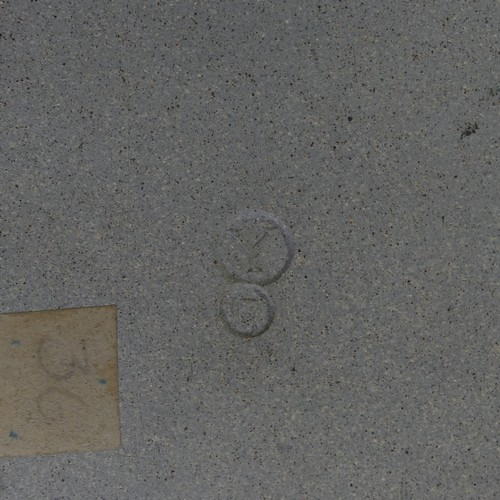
[0,0,498,498]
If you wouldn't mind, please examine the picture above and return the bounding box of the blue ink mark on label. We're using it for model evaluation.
[9,431,18,439]
[98,378,107,385]
[11,340,21,347]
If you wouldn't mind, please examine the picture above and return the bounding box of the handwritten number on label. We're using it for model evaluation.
[37,387,87,423]
[38,336,89,380]
[36,336,89,422]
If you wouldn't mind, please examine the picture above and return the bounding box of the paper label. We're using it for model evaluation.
[0,305,120,457]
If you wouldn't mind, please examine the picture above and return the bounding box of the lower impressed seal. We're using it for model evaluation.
[220,283,275,337]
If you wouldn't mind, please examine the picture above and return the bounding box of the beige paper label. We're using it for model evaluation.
[0,305,120,457]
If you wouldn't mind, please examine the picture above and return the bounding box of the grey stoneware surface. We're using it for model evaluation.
[0,0,498,498]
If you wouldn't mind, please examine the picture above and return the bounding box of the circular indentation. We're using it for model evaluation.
[220,284,275,337]
[218,210,294,285]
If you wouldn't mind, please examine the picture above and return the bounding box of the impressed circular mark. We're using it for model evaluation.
[218,210,294,285]
[220,284,275,337]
